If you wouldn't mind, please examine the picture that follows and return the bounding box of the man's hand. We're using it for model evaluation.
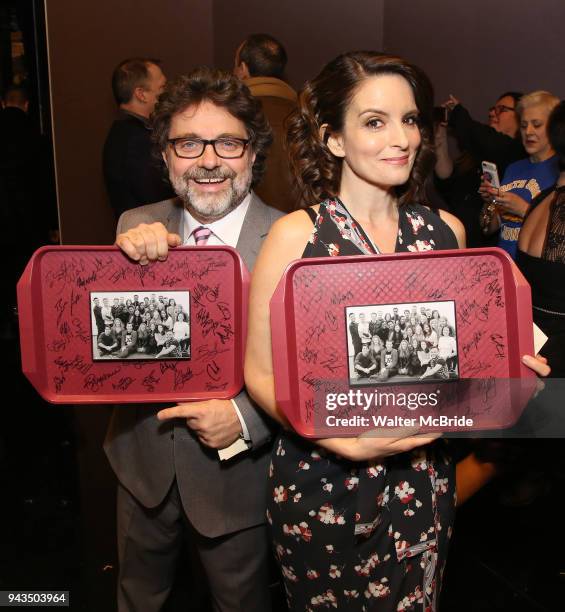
[157,399,243,449]
[116,222,182,265]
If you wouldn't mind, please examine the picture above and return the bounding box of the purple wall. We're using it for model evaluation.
[46,0,214,244]
[212,0,385,90]
[46,0,565,244]
[383,0,565,120]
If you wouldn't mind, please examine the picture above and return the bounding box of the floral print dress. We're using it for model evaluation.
[268,198,459,612]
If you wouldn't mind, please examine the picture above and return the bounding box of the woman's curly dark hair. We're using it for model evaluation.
[152,67,273,186]
[286,51,435,206]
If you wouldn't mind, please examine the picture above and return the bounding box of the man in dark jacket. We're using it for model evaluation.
[103,58,175,220]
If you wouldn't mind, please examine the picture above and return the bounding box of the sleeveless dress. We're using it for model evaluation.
[516,185,565,377]
[267,198,458,612]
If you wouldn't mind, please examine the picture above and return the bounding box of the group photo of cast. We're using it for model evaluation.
[346,300,459,385]
[90,291,191,360]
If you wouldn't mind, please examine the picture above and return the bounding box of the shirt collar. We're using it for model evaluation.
[182,192,252,247]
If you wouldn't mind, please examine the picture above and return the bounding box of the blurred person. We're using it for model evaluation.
[379,338,399,380]
[154,329,180,358]
[434,92,524,247]
[1,85,57,330]
[98,324,119,356]
[348,312,362,357]
[119,322,138,358]
[480,91,560,258]
[234,33,300,212]
[438,324,457,370]
[353,341,377,379]
[173,311,190,353]
[419,346,450,380]
[517,101,565,376]
[103,58,174,219]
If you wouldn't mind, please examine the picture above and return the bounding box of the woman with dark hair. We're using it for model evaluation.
[391,322,403,348]
[146,321,158,354]
[417,339,431,369]
[408,336,422,376]
[423,322,438,347]
[154,324,167,352]
[245,51,466,610]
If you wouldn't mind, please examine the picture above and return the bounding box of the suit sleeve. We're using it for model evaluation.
[233,389,277,450]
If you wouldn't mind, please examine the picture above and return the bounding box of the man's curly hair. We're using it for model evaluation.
[152,67,273,186]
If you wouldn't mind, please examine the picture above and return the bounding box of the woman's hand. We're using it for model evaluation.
[522,354,551,377]
[316,430,440,462]
[493,191,529,218]
[479,177,498,204]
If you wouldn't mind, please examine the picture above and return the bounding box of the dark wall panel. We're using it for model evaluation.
[213,0,385,91]
[45,0,213,244]
[383,0,565,121]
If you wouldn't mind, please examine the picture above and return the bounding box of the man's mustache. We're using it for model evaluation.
[183,167,236,181]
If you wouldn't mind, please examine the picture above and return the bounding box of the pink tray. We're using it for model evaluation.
[18,246,248,404]
[270,248,537,437]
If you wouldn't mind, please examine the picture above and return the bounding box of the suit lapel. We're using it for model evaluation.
[164,198,184,238]
[236,193,271,270]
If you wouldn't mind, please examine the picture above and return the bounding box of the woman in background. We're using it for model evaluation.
[517,101,565,376]
[481,91,560,259]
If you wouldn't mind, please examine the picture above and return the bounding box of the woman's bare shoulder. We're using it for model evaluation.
[268,206,319,242]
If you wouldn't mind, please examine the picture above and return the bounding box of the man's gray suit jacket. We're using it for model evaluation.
[104,193,284,538]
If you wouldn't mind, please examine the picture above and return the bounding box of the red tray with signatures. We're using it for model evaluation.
[17,245,248,404]
[270,248,537,437]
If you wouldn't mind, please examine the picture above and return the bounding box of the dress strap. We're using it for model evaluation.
[303,207,318,224]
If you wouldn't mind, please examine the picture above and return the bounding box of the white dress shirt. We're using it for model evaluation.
[182,193,253,456]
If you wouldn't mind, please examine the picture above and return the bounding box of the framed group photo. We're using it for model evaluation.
[346,300,459,386]
[90,290,191,361]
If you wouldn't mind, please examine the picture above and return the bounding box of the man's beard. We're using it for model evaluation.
[171,164,253,223]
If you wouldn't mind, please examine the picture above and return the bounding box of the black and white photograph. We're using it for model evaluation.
[90,291,191,361]
[346,300,459,386]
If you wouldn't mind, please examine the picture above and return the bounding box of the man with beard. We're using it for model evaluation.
[104,68,281,612]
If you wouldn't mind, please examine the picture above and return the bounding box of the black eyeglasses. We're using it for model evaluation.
[489,104,515,116]
[167,137,250,159]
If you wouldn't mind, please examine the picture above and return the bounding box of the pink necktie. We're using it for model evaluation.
[192,226,211,245]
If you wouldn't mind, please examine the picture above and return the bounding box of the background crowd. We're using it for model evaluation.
[2,6,564,611]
